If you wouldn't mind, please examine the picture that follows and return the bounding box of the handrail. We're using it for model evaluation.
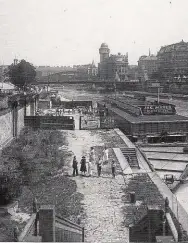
[55,215,84,242]
[172,165,188,193]
[136,145,155,172]
[55,215,83,230]
[18,213,37,242]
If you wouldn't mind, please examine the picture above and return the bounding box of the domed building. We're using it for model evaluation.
[157,40,188,81]
[98,43,129,81]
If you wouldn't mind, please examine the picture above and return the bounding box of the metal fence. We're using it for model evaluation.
[24,116,75,130]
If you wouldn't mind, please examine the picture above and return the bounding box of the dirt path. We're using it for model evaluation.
[63,130,129,242]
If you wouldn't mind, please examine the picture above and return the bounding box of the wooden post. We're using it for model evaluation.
[82,227,84,242]
[13,226,19,242]
[39,205,55,242]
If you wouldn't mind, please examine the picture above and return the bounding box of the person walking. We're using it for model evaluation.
[96,157,103,177]
[80,156,87,176]
[111,159,116,178]
[72,156,78,176]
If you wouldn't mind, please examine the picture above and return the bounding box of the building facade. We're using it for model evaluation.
[157,40,188,82]
[98,43,129,81]
[138,54,158,83]
[73,61,98,79]
[128,65,139,81]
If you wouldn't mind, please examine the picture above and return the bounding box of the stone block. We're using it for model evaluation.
[0,201,18,215]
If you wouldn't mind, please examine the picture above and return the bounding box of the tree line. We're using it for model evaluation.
[5,59,36,89]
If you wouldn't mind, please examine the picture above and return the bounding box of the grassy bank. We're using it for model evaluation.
[0,128,84,241]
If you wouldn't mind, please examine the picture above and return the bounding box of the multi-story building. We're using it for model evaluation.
[157,40,188,82]
[98,43,129,81]
[36,66,74,77]
[128,65,139,81]
[73,61,98,79]
[138,54,158,83]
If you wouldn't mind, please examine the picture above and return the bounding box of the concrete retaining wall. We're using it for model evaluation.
[0,110,13,147]
[17,107,25,135]
[0,107,26,149]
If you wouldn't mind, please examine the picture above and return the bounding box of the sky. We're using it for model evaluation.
[0,0,188,66]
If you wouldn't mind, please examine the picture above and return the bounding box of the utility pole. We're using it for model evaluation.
[157,86,160,104]
[47,72,50,92]
[115,82,117,100]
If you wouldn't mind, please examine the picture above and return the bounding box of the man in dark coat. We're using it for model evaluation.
[80,156,87,176]
[72,156,78,176]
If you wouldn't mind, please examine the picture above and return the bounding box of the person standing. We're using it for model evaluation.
[80,156,87,176]
[111,159,116,178]
[88,147,95,176]
[96,157,103,177]
[72,156,78,176]
[102,146,109,164]
[87,161,92,177]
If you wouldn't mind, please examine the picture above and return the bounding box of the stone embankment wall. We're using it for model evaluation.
[0,94,38,149]
[0,107,25,148]
[0,110,13,147]
[17,107,25,136]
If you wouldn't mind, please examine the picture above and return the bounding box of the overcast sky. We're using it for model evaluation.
[0,0,188,66]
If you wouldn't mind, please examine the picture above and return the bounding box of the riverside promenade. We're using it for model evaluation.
[60,128,188,242]
[62,129,129,242]
[61,128,188,242]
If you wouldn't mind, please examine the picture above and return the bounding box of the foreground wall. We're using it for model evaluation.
[17,107,25,135]
[0,94,38,148]
[0,110,13,147]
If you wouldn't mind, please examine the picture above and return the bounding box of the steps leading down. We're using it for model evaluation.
[120,147,140,168]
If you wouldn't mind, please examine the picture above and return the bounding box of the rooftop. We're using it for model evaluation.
[139,55,158,61]
[158,40,188,55]
[99,100,188,123]
[100,42,109,48]
[111,105,188,123]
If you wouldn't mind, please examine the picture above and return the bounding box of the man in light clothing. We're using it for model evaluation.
[102,146,109,164]
[88,147,95,176]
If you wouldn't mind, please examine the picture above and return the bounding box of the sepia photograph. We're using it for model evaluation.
[0,0,188,242]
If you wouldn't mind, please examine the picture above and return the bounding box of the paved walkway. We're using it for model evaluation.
[74,172,129,242]
[63,130,129,243]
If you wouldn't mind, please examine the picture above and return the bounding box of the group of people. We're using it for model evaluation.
[72,147,116,178]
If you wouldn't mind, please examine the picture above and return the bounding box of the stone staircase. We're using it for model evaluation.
[120,147,140,168]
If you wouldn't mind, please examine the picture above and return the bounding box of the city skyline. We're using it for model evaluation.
[0,0,188,66]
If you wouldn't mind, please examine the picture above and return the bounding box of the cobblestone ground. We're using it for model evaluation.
[63,130,129,243]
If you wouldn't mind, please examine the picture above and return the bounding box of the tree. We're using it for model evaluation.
[7,59,36,88]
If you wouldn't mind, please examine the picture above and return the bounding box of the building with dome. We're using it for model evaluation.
[157,40,188,82]
[98,43,129,81]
